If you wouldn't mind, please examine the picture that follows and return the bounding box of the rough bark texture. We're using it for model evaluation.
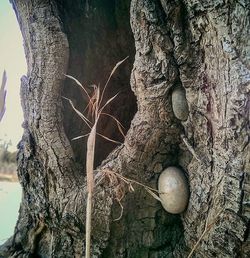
[0,0,249,257]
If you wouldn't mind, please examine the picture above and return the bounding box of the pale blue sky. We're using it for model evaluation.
[0,0,26,152]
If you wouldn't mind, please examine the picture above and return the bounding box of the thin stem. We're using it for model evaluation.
[101,112,125,137]
[62,97,92,129]
[65,60,126,257]
[106,170,159,193]
[85,122,97,258]
[99,57,128,108]
[96,132,122,144]
[65,74,92,102]
[85,191,92,258]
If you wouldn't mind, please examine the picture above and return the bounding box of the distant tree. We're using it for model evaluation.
[0,139,17,174]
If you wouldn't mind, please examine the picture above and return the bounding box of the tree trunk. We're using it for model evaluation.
[0,0,249,257]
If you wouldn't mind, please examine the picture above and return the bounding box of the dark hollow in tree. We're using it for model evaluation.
[0,0,249,257]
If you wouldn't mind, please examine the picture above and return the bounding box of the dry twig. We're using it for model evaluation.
[65,57,129,258]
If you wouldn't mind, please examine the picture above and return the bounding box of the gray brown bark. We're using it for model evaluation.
[0,0,249,257]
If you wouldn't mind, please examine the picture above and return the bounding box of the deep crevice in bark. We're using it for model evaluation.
[58,0,137,169]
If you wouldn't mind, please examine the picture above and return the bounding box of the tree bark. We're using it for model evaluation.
[0,0,249,257]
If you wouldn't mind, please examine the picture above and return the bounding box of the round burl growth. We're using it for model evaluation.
[158,167,189,214]
[171,86,189,121]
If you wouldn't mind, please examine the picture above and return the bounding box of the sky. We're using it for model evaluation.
[0,0,26,152]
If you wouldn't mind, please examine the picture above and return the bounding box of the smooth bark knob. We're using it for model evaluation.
[158,167,189,214]
[172,86,189,121]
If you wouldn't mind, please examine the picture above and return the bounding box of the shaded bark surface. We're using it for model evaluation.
[0,0,249,257]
